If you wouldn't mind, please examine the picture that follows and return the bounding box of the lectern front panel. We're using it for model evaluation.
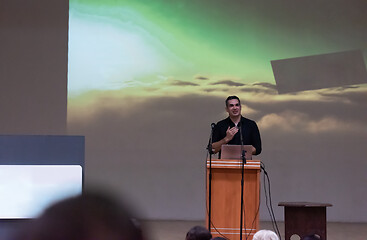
[206,159,260,240]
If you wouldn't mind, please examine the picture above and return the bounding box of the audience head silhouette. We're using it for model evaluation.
[19,190,143,240]
[302,234,321,240]
[186,226,212,240]
[253,230,279,240]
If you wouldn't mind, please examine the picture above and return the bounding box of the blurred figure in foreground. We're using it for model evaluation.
[16,190,144,240]
[302,234,320,240]
[186,226,212,240]
[253,229,279,240]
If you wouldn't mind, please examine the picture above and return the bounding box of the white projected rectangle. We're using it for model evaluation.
[0,165,82,219]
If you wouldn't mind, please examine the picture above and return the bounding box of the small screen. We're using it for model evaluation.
[0,165,82,219]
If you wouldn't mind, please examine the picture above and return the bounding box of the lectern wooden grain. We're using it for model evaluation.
[206,159,261,240]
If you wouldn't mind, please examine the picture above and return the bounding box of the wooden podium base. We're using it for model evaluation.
[206,159,261,240]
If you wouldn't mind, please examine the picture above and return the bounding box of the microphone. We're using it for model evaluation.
[207,123,216,154]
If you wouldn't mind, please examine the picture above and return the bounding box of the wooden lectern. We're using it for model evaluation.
[206,159,261,240]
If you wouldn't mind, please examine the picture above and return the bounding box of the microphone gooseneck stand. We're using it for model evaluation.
[238,121,246,240]
[207,123,216,231]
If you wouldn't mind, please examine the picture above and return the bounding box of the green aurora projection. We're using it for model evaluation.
[68,0,367,102]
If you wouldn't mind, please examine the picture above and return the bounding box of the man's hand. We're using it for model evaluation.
[224,126,238,143]
[212,126,239,153]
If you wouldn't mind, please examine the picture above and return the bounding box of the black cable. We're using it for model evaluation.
[261,164,273,228]
[264,171,277,231]
[261,162,281,240]
[262,163,277,233]
[266,167,279,236]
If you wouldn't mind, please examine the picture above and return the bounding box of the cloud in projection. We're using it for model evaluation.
[68,84,367,134]
[212,80,246,87]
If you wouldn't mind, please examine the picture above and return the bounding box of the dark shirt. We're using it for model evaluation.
[212,116,262,155]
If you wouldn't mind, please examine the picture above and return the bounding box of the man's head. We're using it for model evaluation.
[253,230,279,240]
[225,96,241,107]
[302,234,321,240]
[185,226,212,240]
[19,191,144,240]
[225,95,241,119]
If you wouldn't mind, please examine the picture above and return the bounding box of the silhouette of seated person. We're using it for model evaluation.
[16,190,144,240]
[302,234,321,240]
[186,226,212,240]
[253,230,280,240]
[211,237,227,240]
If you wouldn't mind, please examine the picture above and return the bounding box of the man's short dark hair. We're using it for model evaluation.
[225,95,241,107]
[185,226,212,240]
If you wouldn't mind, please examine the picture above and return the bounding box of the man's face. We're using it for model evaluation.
[226,99,241,118]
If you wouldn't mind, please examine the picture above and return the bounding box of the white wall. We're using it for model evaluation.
[0,0,67,135]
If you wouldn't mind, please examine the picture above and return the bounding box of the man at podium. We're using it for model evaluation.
[212,95,262,157]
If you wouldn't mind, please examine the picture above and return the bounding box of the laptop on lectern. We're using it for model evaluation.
[220,144,253,160]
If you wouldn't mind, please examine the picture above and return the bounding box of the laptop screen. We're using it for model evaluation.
[220,145,253,160]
